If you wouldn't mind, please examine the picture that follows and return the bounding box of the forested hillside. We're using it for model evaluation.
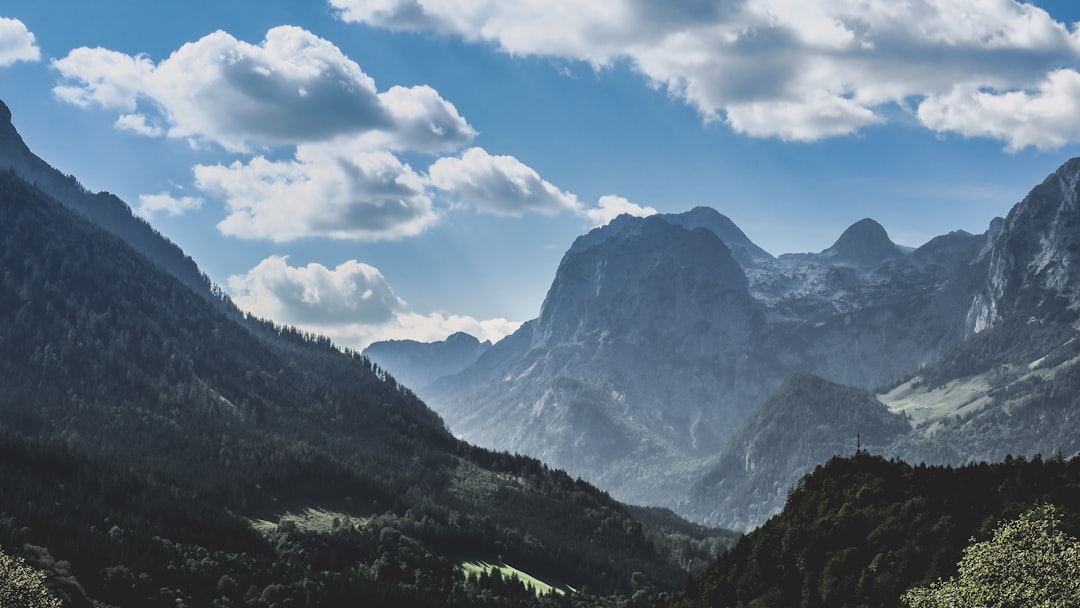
[663,452,1080,608]
[0,167,734,607]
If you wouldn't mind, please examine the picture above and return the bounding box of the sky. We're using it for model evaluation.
[3,1,1080,349]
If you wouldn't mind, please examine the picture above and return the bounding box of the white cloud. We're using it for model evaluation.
[53,25,474,153]
[195,143,438,242]
[331,0,1080,149]
[584,194,656,227]
[52,47,152,110]
[228,255,520,349]
[115,113,163,137]
[0,17,40,66]
[228,256,407,325]
[136,192,203,218]
[429,147,582,216]
[918,69,1080,151]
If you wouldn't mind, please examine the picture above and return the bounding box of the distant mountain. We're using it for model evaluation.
[363,332,491,392]
[0,101,732,608]
[820,217,910,267]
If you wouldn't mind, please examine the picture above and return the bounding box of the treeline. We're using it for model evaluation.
[662,452,1080,608]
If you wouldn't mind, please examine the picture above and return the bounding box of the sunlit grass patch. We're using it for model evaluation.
[459,559,575,597]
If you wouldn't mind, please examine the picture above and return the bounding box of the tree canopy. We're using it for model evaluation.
[0,546,62,608]
[902,505,1080,608]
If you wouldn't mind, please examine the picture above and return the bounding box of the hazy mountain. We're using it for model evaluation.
[0,101,732,607]
[363,332,491,392]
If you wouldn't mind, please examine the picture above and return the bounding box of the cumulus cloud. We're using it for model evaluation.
[195,143,437,242]
[228,255,520,349]
[331,0,1080,149]
[136,192,203,218]
[918,69,1080,151]
[228,256,406,325]
[0,17,40,66]
[584,194,656,227]
[115,113,163,137]
[429,147,582,216]
[53,25,474,153]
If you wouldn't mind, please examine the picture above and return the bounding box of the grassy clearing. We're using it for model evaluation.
[879,375,993,427]
[459,560,574,597]
[880,353,1080,429]
[250,507,368,534]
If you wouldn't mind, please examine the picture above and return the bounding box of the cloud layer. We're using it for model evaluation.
[331,0,1080,149]
[53,26,474,153]
[0,17,40,66]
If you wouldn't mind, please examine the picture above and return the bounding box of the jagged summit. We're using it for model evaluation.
[663,206,775,267]
[821,218,905,266]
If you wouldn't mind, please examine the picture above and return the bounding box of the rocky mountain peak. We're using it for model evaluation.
[0,99,12,129]
[663,206,775,268]
[536,215,751,346]
[822,218,905,266]
[968,156,1080,332]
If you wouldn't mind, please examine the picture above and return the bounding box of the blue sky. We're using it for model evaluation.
[3,1,1080,348]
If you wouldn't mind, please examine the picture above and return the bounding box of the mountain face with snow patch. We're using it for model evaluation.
[391,206,983,509]
[369,158,1080,529]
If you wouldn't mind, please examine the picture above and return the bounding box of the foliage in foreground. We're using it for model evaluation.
[902,505,1080,608]
[0,546,62,608]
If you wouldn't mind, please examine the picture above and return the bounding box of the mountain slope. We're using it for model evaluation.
[0,99,210,296]
[0,124,732,606]
[685,374,911,529]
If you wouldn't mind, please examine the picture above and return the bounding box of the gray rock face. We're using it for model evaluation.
[427,217,769,504]
[967,158,1080,333]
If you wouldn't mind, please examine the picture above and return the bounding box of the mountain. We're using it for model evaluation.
[417,207,989,514]
[663,452,1080,608]
[684,374,911,530]
[407,157,1080,530]
[820,218,909,267]
[0,99,210,296]
[424,216,771,505]
[363,332,491,392]
[0,102,733,608]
